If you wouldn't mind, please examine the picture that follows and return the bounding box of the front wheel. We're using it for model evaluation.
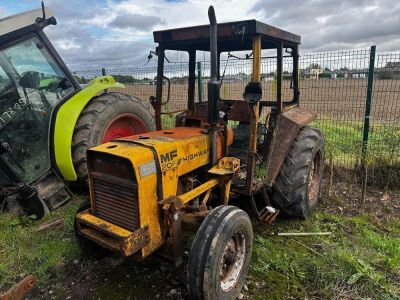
[187,206,253,300]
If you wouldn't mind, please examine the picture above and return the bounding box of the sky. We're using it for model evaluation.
[0,0,399,70]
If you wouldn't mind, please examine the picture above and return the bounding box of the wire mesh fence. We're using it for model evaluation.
[74,47,400,189]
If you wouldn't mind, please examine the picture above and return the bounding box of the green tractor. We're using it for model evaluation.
[0,6,155,217]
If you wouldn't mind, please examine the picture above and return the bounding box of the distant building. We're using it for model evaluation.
[261,74,275,82]
[348,71,367,79]
[300,66,324,79]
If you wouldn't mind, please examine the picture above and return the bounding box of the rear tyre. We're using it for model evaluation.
[72,92,155,180]
[187,206,253,300]
[272,126,325,219]
[73,199,109,258]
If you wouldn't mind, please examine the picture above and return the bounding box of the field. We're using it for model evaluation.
[117,78,400,188]
[119,79,400,122]
[1,178,399,300]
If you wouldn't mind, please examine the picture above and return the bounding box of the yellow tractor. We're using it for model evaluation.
[75,6,325,299]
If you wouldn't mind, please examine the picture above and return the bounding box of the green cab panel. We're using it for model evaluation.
[54,75,124,181]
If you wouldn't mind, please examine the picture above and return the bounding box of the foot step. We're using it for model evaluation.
[258,206,279,224]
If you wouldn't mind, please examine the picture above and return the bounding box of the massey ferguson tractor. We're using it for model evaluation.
[0,6,154,217]
[74,6,325,300]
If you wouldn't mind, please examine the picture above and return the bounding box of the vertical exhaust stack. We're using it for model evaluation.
[207,5,219,166]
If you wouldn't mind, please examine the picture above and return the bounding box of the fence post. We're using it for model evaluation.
[102,68,109,94]
[197,62,203,102]
[361,45,376,202]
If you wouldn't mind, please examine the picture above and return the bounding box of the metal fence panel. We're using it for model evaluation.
[73,48,400,188]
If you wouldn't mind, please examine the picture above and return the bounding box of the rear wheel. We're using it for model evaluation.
[272,126,325,219]
[72,92,155,180]
[188,206,253,300]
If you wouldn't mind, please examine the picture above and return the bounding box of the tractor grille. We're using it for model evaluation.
[91,172,140,232]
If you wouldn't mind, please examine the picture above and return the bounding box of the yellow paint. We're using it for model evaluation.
[81,127,220,259]
[178,178,220,205]
[77,210,132,238]
[252,36,262,82]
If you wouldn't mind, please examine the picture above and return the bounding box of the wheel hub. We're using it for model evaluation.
[102,114,148,143]
[220,230,246,292]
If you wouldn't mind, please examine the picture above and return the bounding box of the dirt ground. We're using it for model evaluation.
[121,79,400,122]
[16,175,398,300]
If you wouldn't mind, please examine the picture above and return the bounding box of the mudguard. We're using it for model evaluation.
[54,76,124,181]
[264,107,317,186]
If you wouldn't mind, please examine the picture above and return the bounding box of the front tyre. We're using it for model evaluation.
[188,206,253,300]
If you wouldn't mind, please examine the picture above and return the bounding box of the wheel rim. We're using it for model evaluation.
[308,151,322,204]
[102,114,148,143]
[220,229,246,292]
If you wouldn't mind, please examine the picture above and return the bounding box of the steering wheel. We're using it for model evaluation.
[0,81,16,99]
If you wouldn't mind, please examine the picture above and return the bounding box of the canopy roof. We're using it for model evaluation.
[154,19,301,52]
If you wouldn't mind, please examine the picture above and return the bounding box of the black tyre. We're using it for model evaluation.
[74,199,109,258]
[188,206,253,300]
[72,92,155,180]
[272,126,325,219]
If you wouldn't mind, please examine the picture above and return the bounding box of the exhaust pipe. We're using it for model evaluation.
[207,5,219,165]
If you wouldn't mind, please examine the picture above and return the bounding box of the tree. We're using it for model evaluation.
[308,63,322,69]
[73,75,88,84]
[379,70,394,80]
[385,61,400,69]
[111,75,136,83]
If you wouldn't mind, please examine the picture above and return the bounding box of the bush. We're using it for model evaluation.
[319,73,332,79]
[378,70,394,80]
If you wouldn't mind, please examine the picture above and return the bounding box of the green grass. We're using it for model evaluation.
[311,119,363,167]
[312,119,400,166]
[1,196,399,299]
[312,119,400,188]
[249,213,400,299]
[0,200,81,288]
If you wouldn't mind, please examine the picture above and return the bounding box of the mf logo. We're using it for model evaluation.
[160,149,178,164]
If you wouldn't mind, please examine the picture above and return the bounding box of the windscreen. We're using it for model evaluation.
[0,36,74,183]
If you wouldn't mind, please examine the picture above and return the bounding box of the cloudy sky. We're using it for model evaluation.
[0,0,399,70]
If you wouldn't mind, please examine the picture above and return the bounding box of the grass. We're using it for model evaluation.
[0,199,81,288]
[0,192,399,299]
[312,119,400,188]
[249,213,400,299]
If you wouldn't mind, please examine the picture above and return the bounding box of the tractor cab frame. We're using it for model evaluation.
[152,19,316,196]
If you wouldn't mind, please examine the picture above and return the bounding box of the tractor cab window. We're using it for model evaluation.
[0,36,74,183]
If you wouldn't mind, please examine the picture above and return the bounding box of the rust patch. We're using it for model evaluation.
[0,275,36,300]
[265,107,317,187]
[119,127,206,142]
